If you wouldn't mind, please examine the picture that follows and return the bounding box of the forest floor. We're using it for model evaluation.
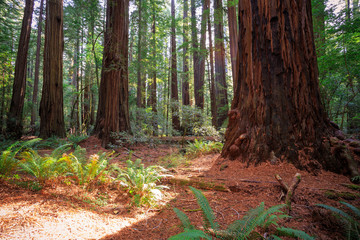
[0,136,359,240]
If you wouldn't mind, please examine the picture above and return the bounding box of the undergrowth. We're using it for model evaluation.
[170,186,315,240]
[112,158,171,207]
[186,139,223,158]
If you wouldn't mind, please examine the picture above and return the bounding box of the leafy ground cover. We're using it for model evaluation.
[0,136,359,239]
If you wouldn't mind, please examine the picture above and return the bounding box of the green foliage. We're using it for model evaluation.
[170,187,313,240]
[316,201,360,239]
[33,136,68,149]
[159,153,188,168]
[19,144,72,182]
[113,159,171,207]
[186,139,223,158]
[0,139,41,177]
[61,147,112,185]
[67,134,88,147]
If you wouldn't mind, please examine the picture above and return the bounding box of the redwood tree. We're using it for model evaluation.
[214,0,228,127]
[227,0,238,89]
[94,0,130,146]
[171,0,180,131]
[182,0,190,106]
[222,0,349,174]
[39,0,66,138]
[6,0,35,138]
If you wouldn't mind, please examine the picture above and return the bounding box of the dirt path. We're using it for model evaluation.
[0,143,359,239]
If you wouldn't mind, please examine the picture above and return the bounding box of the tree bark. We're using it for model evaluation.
[214,0,228,128]
[40,0,66,138]
[222,0,346,174]
[94,0,131,147]
[31,0,44,129]
[206,0,217,128]
[150,11,158,136]
[227,0,238,90]
[136,0,145,108]
[171,0,181,132]
[197,0,207,110]
[6,0,35,138]
[182,0,190,106]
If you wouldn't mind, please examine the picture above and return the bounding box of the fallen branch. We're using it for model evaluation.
[163,177,230,192]
[275,173,301,213]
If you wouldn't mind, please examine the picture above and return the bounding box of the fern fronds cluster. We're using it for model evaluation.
[170,187,315,240]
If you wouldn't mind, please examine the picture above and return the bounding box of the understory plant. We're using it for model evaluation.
[170,187,315,240]
[186,139,223,158]
[316,201,360,239]
[19,144,72,182]
[0,138,41,177]
[113,159,171,206]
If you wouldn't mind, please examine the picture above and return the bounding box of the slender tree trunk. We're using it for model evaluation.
[150,12,158,136]
[31,0,44,129]
[197,0,207,110]
[227,0,238,89]
[94,0,130,147]
[40,0,66,138]
[206,0,217,128]
[136,0,144,108]
[214,0,228,127]
[6,0,35,138]
[222,0,345,174]
[171,0,180,132]
[182,0,190,106]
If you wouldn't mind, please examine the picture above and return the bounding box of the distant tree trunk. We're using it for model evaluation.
[70,38,80,133]
[93,0,130,147]
[182,0,190,106]
[150,12,158,136]
[6,0,35,139]
[191,0,202,109]
[136,0,145,108]
[197,0,207,110]
[206,0,217,128]
[312,0,325,58]
[40,0,66,138]
[222,0,346,174]
[31,0,44,130]
[214,0,228,127]
[227,0,238,89]
[171,0,180,132]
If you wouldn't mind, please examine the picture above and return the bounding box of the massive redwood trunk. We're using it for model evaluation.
[227,0,238,89]
[39,0,66,138]
[222,0,347,173]
[6,0,35,138]
[94,0,130,147]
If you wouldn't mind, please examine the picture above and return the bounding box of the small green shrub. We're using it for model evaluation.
[186,139,223,158]
[33,136,68,149]
[67,134,88,147]
[113,159,171,207]
[19,144,71,182]
[159,153,188,168]
[316,201,360,239]
[0,139,41,177]
[61,148,112,185]
[170,187,314,240]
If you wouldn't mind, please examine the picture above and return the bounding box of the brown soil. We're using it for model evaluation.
[1,137,359,240]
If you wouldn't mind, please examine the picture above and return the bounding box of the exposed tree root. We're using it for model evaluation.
[275,173,301,213]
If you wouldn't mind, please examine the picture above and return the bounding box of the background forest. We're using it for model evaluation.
[0,0,359,141]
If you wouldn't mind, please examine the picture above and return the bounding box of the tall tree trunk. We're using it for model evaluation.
[6,0,35,139]
[171,0,180,132]
[40,0,66,138]
[206,0,217,128]
[31,0,44,129]
[214,0,228,127]
[150,12,158,136]
[182,0,190,106]
[222,0,346,174]
[227,0,238,89]
[94,0,130,147]
[136,0,144,108]
[197,0,207,110]
[191,0,202,109]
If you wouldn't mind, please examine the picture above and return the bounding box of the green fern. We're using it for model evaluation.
[173,208,194,230]
[169,229,211,240]
[275,227,316,240]
[189,186,219,231]
[0,139,41,177]
[316,201,360,239]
